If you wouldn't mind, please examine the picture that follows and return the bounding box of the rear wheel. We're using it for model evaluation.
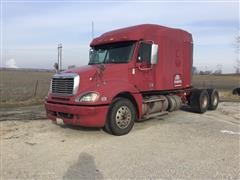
[105,98,136,136]
[207,89,219,110]
[190,89,209,113]
[166,95,176,112]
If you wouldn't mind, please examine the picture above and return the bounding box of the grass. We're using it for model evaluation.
[218,90,240,102]
[0,69,239,107]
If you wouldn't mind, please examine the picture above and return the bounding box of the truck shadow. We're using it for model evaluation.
[180,105,195,113]
[63,152,103,180]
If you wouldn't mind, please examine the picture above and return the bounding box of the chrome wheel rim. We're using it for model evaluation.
[202,95,208,108]
[115,106,131,129]
[212,94,218,106]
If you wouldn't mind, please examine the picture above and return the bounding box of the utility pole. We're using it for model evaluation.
[57,43,62,71]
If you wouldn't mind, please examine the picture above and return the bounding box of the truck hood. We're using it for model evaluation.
[64,65,97,77]
[62,64,130,93]
[63,64,130,81]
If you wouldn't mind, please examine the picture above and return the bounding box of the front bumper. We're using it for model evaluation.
[45,101,109,127]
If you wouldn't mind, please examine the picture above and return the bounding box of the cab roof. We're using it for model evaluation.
[90,24,192,46]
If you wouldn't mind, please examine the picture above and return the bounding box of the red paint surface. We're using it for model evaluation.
[45,102,108,127]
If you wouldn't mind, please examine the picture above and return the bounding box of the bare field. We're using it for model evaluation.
[0,70,239,107]
[0,70,54,107]
[192,74,240,90]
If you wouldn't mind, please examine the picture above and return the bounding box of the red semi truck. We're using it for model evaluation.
[45,24,219,135]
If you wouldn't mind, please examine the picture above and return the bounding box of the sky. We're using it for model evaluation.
[0,0,239,73]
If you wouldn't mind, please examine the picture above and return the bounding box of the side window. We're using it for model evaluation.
[138,42,152,62]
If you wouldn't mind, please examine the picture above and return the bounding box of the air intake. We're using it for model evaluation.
[51,73,79,96]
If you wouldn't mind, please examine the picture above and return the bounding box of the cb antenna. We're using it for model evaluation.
[92,21,94,40]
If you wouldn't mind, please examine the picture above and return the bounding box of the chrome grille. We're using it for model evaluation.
[51,73,79,96]
[52,78,74,95]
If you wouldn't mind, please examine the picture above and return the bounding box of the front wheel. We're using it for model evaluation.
[105,98,136,136]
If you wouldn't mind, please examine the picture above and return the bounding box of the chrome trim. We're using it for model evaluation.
[73,75,80,95]
[51,73,80,96]
[151,44,158,64]
[53,73,78,78]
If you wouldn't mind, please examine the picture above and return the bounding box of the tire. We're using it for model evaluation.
[190,89,209,113]
[166,95,176,112]
[172,95,182,111]
[102,122,112,134]
[106,98,136,136]
[207,89,219,110]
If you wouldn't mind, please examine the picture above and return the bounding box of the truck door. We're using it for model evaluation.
[129,41,157,92]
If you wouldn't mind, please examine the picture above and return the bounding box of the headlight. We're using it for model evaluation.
[76,92,100,102]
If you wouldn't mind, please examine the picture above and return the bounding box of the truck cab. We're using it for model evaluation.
[45,24,219,135]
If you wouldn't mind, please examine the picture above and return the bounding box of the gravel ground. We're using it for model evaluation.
[1,102,240,179]
[0,105,46,121]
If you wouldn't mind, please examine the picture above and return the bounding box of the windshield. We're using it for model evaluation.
[89,41,135,65]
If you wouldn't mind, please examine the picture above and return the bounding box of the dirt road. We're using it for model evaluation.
[1,102,240,179]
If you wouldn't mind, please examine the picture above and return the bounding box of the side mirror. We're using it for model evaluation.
[89,48,94,60]
[138,42,158,64]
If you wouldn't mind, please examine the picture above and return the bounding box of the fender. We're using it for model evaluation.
[80,80,139,103]
[78,80,143,117]
[98,80,143,119]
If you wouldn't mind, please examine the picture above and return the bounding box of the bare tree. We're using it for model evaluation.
[234,35,240,74]
[68,65,76,69]
[235,60,240,74]
[199,70,212,75]
[213,64,222,75]
[53,62,59,73]
[192,66,198,75]
[236,35,240,53]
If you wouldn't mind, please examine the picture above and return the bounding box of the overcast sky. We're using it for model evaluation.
[1,1,239,73]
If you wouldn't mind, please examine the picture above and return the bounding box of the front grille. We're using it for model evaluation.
[49,111,73,119]
[57,112,73,119]
[52,78,74,95]
[51,73,79,96]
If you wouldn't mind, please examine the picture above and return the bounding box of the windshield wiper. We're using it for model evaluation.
[89,62,99,65]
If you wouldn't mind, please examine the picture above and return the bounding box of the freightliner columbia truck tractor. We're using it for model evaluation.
[45,24,219,136]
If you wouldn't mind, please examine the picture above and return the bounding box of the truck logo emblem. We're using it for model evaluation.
[174,74,182,87]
